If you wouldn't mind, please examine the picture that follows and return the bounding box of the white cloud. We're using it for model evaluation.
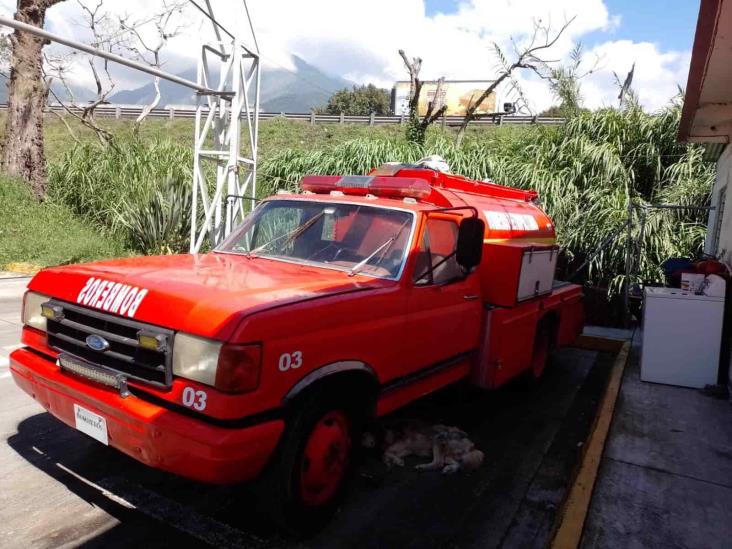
[0,0,691,112]
[241,0,614,86]
[582,40,690,111]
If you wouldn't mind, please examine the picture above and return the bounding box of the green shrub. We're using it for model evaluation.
[116,177,193,255]
[0,176,126,268]
[49,136,195,253]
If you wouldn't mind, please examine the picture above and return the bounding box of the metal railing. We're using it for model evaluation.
[0,103,565,127]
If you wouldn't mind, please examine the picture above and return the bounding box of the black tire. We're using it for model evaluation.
[530,323,552,380]
[261,390,360,536]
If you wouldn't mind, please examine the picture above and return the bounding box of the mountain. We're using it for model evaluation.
[110,55,352,112]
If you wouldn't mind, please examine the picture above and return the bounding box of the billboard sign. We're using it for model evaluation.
[391,80,497,116]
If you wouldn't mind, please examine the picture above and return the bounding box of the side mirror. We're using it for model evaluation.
[456,217,484,271]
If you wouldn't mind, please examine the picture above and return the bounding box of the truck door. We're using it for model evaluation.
[405,215,483,374]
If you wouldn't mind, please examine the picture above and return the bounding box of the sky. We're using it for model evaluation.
[0,0,702,113]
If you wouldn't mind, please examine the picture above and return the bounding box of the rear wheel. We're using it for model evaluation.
[531,324,551,379]
[262,392,359,535]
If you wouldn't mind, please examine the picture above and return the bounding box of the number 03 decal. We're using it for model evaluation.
[278,351,303,371]
[181,386,207,411]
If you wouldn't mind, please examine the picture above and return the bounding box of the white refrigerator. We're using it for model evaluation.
[641,287,725,388]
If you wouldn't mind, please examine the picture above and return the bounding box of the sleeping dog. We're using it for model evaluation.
[363,419,484,474]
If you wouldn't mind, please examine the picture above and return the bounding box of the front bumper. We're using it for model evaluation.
[9,348,284,484]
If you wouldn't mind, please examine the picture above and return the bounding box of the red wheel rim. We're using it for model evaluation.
[299,410,351,507]
[532,331,549,378]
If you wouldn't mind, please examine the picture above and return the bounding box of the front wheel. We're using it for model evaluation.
[262,393,357,535]
[298,410,351,507]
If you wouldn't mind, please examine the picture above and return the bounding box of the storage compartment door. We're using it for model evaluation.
[517,249,557,302]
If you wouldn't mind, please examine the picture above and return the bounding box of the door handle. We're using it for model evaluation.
[463,294,479,301]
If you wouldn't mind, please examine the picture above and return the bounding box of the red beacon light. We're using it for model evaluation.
[301,175,432,201]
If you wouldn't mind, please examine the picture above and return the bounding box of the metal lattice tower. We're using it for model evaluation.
[189,1,261,252]
[190,40,260,252]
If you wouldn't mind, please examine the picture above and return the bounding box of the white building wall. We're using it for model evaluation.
[705,145,732,390]
[706,145,732,265]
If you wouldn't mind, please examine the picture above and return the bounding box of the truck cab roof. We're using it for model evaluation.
[293,165,539,209]
[276,166,555,244]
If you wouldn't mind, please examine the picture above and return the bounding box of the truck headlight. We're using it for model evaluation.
[172,333,221,386]
[22,291,52,332]
[172,333,261,393]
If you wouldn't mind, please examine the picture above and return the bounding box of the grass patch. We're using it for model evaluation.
[0,176,127,270]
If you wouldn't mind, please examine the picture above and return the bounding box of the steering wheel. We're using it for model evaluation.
[331,246,355,261]
[308,243,346,263]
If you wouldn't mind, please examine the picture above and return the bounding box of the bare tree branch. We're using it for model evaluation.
[398,49,448,144]
[41,0,126,144]
[45,85,80,144]
[422,76,448,125]
[42,0,186,143]
[118,0,187,128]
[455,15,577,146]
[44,54,114,144]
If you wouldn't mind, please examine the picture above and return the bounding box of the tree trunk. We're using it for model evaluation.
[2,0,64,200]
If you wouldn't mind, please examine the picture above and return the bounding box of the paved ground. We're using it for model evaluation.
[582,332,732,549]
[0,277,615,548]
[0,277,28,380]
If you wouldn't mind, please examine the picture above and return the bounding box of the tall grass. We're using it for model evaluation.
[260,103,714,289]
[49,137,195,253]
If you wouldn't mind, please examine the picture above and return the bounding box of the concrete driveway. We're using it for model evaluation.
[0,276,615,548]
[0,277,27,378]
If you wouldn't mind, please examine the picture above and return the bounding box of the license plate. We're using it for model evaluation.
[73,403,109,445]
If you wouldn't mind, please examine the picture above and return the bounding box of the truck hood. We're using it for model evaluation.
[28,253,389,339]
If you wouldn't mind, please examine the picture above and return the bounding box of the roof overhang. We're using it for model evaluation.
[679,0,732,143]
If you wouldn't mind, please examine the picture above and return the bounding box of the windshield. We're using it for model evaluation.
[216,200,415,279]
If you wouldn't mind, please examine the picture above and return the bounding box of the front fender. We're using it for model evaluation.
[283,360,377,402]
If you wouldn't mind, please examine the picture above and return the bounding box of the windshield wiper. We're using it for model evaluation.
[348,237,397,277]
[348,218,410,277]
[247,210,326,257]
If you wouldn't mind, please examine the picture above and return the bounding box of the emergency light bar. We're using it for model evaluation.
[301,175,432,200]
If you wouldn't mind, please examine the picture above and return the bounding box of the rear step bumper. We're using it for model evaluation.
[9,348,284,484]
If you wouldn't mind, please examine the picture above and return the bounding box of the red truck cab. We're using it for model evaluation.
[10,165,582,529]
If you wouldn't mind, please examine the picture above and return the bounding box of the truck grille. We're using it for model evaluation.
[45,299,173,388]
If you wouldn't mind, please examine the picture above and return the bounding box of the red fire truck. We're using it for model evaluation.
[10,164,582,529]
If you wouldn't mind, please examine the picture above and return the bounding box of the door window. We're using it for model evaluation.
[413,218,463,285]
